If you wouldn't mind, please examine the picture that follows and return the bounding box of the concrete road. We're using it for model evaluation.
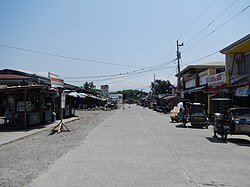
[29,105,250,187]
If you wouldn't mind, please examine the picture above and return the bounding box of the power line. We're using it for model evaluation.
[0,44,144,68]
[184,3,250,52]
[186,0,239,45]
[67,51,219,85]
[178,0,216,41]
[67,61,176,82]
[64,58,176,79]
[183,51,220,66]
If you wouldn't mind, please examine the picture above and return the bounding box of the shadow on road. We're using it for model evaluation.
[206,136,227,144]
[206,136,250,146]
[227,138,250,147]
[175,124,187,128]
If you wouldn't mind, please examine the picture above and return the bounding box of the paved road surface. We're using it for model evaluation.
[29,105,250,187]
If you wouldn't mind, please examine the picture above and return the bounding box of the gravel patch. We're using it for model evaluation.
[0,110,115,187]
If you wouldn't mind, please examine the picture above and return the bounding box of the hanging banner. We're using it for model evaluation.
[208,72,226,87]
[61,93,66,108]
[235,85,249,97]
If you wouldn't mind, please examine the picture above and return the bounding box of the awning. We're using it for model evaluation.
[235,85,250,97]
[183,86,206,94]
[68,92,79,97]
[78,93,88,98]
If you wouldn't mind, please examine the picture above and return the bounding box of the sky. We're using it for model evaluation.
[0,0,250,92]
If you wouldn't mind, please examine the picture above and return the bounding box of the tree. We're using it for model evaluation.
[110,89,143,102]
[82,82,96,92]
[151,79,173,95]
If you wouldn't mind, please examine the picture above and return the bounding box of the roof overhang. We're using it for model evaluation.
[220,34,250,54]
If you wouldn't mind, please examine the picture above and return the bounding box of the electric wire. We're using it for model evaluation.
[64,58,176,79]
[186,0,239,45]
[183,3,250,53]
[182,51,220,66]
[0,44,144,68]
[67,61,176,82]
[178,0,216,41]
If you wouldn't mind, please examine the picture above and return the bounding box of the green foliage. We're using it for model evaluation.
[151,79,173,95]
[81,82,96,93]
[111,89,144,102]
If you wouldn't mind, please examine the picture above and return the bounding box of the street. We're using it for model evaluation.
[29,105,250,187]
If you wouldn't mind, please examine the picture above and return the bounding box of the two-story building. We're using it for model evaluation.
[220,33,250,107]
[176,61,225,112]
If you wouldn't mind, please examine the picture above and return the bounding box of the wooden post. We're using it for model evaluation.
[24,89,27,129]
[51,91,70,133]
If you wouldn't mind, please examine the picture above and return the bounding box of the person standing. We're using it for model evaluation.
[177,101,184,121]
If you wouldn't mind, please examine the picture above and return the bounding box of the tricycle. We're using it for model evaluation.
[214,107,250,141]
[189,103,209,128]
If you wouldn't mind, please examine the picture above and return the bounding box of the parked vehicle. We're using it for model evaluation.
[189,103,209,128]
[214,107,250,141]
[170,106,179,122]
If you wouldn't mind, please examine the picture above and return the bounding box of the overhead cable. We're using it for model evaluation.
[0,44,144,68]
[64,58,176,79]
[182,51,219,66]
[178,0,216,41]
[186,0,239,45]
[184,3,250,52]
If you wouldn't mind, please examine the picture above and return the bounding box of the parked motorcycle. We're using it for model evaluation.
[213,107,250,141]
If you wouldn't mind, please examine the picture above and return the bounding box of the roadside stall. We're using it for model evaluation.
[0,85,58,129]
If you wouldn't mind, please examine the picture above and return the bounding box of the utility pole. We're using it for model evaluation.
[176,40,184,92]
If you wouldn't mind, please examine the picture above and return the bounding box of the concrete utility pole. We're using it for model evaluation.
[176,40,183,92]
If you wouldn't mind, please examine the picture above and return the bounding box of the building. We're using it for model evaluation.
[176,62,225,110]
[101,85,109,98]
[220,33,250,107]
[0,69,77,129]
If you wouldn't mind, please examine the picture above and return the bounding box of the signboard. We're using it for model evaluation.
[61,93,66,108]
[101,85,109,97]
[208,72,225,87]
[48,72,59,78]
[235,85,249,97]
[50,77,64,88]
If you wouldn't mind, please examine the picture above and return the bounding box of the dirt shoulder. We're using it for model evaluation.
[0,110,115,187]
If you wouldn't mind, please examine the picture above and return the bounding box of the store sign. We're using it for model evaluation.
[50,77,64,88]
[235,85,249,97]
[61,93,66,108]
[208,72,225,87]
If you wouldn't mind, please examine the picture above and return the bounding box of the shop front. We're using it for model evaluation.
[0,85,58,129]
